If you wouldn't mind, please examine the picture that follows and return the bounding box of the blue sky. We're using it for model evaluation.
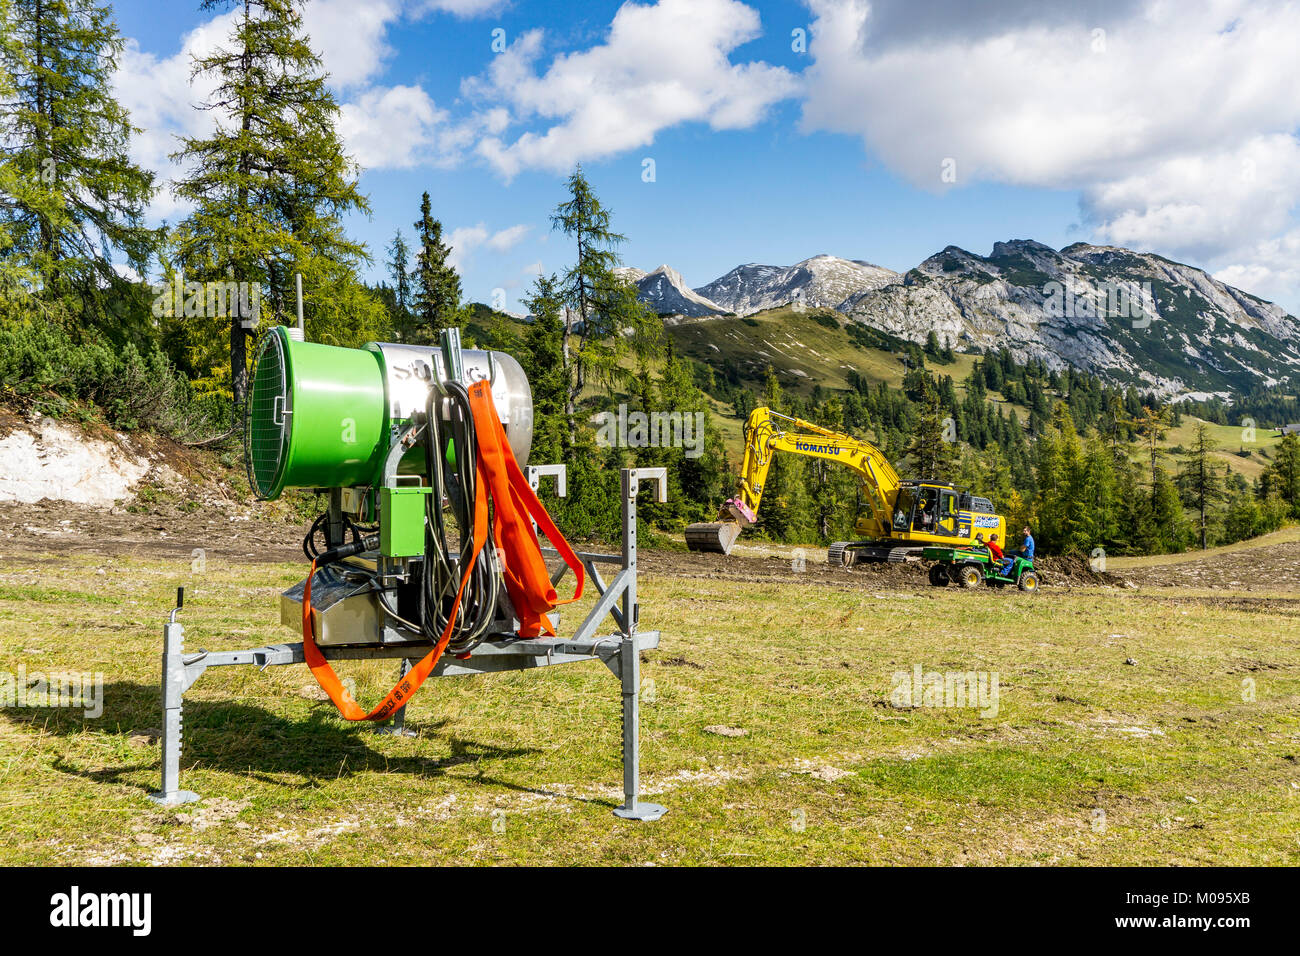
[111,0,1300,314]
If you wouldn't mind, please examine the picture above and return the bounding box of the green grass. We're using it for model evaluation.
[1,551,1298,865]
[668,306,911,397]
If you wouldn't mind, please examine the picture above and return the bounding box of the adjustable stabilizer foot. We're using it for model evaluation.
[374,725,417,737]
[613,801,667,821]
[147,789,200,806]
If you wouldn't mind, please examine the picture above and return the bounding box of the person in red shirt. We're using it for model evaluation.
[986,533,1004,561]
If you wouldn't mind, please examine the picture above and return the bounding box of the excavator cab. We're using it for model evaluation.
[936,487,960,537]
[892,487,915,532]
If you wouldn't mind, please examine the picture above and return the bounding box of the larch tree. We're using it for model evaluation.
[0,0,156,323]
[170,0,374,413]
[1179,421,1223,550]
[550,165,659,438]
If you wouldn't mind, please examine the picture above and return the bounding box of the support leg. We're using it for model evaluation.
[375,658,417,736]
[612,468,665,821]
[148,618,199,806]
[612,634,665,820]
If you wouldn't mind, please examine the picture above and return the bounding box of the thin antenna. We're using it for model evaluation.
[295,273,304,333]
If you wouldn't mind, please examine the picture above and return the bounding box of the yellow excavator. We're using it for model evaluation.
[685,407,1006,564]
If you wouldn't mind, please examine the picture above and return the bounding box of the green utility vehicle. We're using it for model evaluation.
[922,545,1040,592]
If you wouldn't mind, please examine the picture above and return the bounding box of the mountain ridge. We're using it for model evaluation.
[617,242,1300,397]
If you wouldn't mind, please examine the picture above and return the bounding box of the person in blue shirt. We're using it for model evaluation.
[1000,526,1035,576]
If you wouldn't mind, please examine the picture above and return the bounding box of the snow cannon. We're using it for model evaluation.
[244,325,533,501]
[153,323,669,819]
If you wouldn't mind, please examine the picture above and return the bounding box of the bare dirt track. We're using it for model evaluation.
[0,498,305,565]
[4,496,1297,597]
[637,547,1126,590]
[0,499,1122,590]
[1118,540,1300,592]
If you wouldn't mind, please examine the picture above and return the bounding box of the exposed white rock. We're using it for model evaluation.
[0,417,151,506]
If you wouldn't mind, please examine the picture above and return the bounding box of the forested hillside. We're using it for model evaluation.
[3,0,1298,556]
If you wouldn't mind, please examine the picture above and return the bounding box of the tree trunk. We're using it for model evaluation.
[229,0,253,421]
[33,0,57,284]
[561,306,576,443]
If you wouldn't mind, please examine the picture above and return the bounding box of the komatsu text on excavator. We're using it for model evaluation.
[684,407,1006,565]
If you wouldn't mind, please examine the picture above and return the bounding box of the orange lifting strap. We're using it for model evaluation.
[301,380,585,722]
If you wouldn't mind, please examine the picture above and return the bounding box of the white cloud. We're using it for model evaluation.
[113,0,442,214]
[799,0,1300,310]
[415,0,509,18]
[1213,231,1300,309]
[1084,135,1300,263]
[486,223,530,251]
[338,85,451,169]
[114,12,237,218]
[469,0,798,178]
[446,222,532,271]
[302,0,402,89]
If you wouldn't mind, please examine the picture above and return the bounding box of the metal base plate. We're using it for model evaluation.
[374,725,417,737]
[148,790,200,806]
[613,801,667,821]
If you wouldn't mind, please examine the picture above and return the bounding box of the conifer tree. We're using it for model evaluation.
[1134,405,1171,495]
[520,274,568,468]
[1179,421,1223,550]
[0,0,29,304]
[411,191,460,339]
[902,375,955,481]
[0,0,156,320]
[385,230,413,339]
[170,0,373,410]
[550,165,659,435]
[1151,465,1189,553]
[1262,433,1300,516]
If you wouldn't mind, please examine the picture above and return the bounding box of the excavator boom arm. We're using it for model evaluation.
[732,408,900,535]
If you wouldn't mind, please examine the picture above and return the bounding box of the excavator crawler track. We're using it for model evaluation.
[827,542,926,566]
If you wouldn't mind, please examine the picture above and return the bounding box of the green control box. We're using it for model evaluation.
[380,485,431,557]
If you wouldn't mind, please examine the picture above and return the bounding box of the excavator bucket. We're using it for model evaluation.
[684,520,742,554]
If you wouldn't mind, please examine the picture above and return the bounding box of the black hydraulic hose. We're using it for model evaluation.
[419,381,498,653]
[302,511,365,561]
[315,534,379,566]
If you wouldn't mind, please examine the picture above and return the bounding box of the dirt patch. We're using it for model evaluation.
[1120,541,1300,592]
[1033,554,1126,587]
[0,500,1140,595]
[636,547,1125,590]
[0,497,305,565]
[637,549,928,590]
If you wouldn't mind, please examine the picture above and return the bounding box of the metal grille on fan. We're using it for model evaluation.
[245,330,290,500]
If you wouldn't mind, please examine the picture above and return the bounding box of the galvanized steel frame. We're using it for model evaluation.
[149,466,669,822]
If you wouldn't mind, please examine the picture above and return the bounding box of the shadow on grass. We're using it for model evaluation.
[1,680,619,807]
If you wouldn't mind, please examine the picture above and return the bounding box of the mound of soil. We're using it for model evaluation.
[1033,554,1127,588]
